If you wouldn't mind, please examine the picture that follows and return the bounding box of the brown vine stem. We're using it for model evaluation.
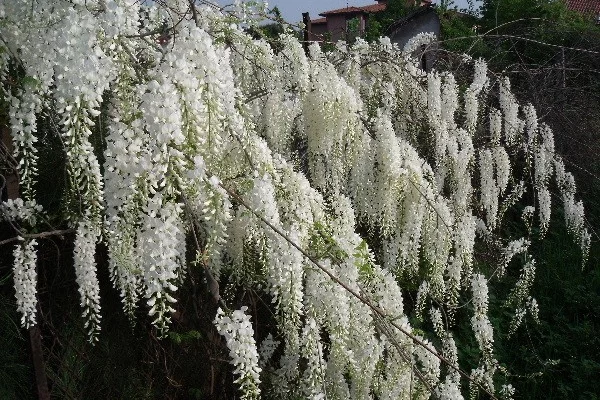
[189,0,199,26]
[180,193,227,310]
[220,182,499,400]
[0,228,75,247]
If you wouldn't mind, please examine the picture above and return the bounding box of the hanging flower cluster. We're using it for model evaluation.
[214,306,262,400]
[12,239,39,328]
[0,198,43,225]
[0,1,593,398]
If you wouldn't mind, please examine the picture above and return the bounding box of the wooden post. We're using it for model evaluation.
[1,124,19,201]
[29,325,50,400]
[302,12,311,56]
[561,47,566,89]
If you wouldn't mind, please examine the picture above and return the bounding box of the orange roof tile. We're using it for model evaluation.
[311,17,327,24]
[566,0,600,14]
[359,3,388,12]
[319,3,386,16]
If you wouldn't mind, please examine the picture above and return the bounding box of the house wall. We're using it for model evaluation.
[388,11,440,71]
[388,12,440,49]
[323,14,368,42]
[309,24,328,41]
[326,15,348,42]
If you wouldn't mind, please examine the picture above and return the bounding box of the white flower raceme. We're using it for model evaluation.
[465,59,488,133]
[247,174,304,332]
[493,146,511,195]
[139,197,185,333]
[100,0,141,38]
[214,307,261,400]
[471,274,494,359]
[73,220,102,341]
[523,104,538,152]
[479,149,499,229]
[538,187,552,236]
[304,43,361,193]
[506,258,537,335]
[184,175,232,280]
[447,128,474,216]
[437,378,464,400]
[0,198,43,225]
[442,334,460,384]
[373,113,405,235]
[13,239,38,328]
[258,333,279,369]
[300,317,326,399]
[453,213,476,281]
[413,338,442,390]
[489,108,503,146]
[402,32,436,57]
[427,71,447,167]
[500,238,530,278]
[8,86,42,200]
[501,384,516,400]
[441,73,459,127]
[522,205,535,232]
[499,78,520,147]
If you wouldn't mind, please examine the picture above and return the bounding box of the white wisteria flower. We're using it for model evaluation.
[13,239,38,328]
[214,307,261,400]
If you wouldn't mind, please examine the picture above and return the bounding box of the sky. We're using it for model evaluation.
[212,0,475,24]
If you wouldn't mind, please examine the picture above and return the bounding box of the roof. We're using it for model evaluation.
[311,17,327,24]
[566,0,600,14]
[319,3,386,17]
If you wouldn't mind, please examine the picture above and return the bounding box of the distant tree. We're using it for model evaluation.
[365,0,414,41]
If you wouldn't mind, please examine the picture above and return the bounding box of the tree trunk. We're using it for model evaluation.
[29,325,50,400]
[1,124,19,200]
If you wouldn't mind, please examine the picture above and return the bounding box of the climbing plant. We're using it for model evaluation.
[0,1,592,399]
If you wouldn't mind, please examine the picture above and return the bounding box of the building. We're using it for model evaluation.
[565,0,600,24]
[307,0,438,45]
[308,0,388,42]
[386,5,439,49]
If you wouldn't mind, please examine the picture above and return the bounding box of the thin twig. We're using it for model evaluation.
[0,174,5,196]
[374,313,437,397]
[189,0,199,26]
[124,27,169,39]
[180,193,227,310]
[439,34,600,56]
[0,229,75,247]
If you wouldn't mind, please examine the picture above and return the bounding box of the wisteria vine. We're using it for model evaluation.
[0,1,592,399]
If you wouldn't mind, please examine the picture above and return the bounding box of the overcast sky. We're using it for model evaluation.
[212,0,476,24]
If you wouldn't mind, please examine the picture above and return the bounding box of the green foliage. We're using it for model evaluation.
[308,221,348,261]
[244,6,287,50]
[246,23,285,42]
[498,213,600,399]
[354,239,375,280]
[346,17,361,42]
[365,0,414,41]
[439,4,600,394]
[438,10,482,53]
[168,329,202,345]
[0,295,32,399]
